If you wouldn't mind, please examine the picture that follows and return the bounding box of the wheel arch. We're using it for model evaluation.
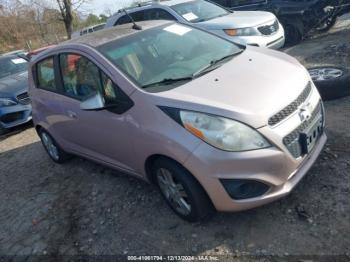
[144,154,215,207]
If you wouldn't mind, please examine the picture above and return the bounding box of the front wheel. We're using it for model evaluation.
[284,24,303,46]
[0,126,8,136]
[153,158,214,222]
[39,129,71,163]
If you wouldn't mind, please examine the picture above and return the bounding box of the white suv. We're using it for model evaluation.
[105,0,285,49]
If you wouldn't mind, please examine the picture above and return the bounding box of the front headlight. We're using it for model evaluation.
[0,98,17,107]
[179,110,270,152]
[224,27,260,36]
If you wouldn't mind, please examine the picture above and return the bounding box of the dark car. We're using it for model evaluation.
[211,0,350,44]
[0,55,31,135]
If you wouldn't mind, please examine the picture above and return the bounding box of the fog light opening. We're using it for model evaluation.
[220,179,269,200]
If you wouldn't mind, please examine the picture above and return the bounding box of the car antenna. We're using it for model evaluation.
[122,9,142,30]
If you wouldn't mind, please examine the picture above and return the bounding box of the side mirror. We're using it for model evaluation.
[80,92,105,111]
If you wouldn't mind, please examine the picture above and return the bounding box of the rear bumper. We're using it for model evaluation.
[0,104,32,129]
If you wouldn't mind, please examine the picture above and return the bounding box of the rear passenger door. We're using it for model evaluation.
[31,56,65,141]
[54,53,136,172]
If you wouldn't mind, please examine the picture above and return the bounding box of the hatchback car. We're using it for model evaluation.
[0,54,31,135]
[29,21,326,222]
[105,0,285,49]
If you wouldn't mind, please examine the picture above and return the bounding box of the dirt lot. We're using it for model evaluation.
[0,17,350,259]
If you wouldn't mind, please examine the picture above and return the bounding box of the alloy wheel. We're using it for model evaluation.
[156,168,191,216]
[41,132,59,161]
[309,67,343,82]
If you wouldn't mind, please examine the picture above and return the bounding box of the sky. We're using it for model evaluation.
[85,0,134,15]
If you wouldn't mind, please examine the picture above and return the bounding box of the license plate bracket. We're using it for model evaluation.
[299,117,323,154]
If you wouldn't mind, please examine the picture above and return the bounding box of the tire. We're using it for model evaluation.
[0,125,8,136]
[152,157,214,222]
[308,65,350,101]
[284,23,303,46]
[39,129,71,163]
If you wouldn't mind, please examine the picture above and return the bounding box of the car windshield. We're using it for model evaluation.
[0,56,28,79]
[171,0,230,23]
[98,24,243,92]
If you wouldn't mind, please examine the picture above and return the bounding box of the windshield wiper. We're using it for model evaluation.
[192,51,243,78]
[142,76,194,89]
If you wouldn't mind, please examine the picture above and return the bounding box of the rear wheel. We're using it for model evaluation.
[153,157,214,222]
[39,129,71,163]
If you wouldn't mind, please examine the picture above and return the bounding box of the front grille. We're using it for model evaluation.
[268,82,312,126]
[283,101,323,158]
[0,111,24,124]
[258,20,279,35]
[17,92,31,105]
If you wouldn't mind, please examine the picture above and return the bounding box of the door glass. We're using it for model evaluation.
[146,8,176,20]
[59,54,102,100]
[116,10,145,25]
[36,57,57,91]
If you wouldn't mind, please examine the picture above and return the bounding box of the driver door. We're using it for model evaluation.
[55,53,136,172]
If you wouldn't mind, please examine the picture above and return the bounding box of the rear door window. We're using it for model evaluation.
[145,8,176,20]
[36,57,57,91]
[116,10,146,25]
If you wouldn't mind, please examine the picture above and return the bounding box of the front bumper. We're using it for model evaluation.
[238,23,285,49]
[0,103,32,129]
[183,84,326,212]
[216,22,285,49]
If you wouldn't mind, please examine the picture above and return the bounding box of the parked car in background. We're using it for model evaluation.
[105,0,285,49]
[1,49,27,57]
[27,45,57,60]
[30,21,326,222]
[72,23,106,38]
[0,54,31,135]
[211,0,350,44]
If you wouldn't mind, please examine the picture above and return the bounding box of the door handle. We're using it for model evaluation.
[67,110,77,119]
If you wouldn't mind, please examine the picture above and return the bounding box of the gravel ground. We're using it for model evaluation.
[0,17,350,259]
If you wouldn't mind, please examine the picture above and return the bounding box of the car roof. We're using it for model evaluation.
[61,20,173,48]
[158,0,194,6]
[112,0,193,15]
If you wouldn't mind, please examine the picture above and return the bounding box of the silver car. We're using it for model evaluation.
[105,0,285,49]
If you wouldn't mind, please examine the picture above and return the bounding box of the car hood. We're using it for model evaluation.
[0,71,28,98]
[197,11,276,29]
[156,47,311,129]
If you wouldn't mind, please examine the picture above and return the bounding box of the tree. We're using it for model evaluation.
[55,0,90,39]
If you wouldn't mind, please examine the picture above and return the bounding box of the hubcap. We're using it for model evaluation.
[308,68,343,81]
[156,168,191,216]
[41,133,59,161]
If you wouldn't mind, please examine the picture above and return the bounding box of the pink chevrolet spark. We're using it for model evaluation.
[29,21,326,222]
